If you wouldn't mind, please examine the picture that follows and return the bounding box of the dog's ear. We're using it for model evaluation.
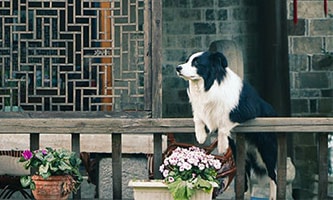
[208,52,228,86]
[210,52,228,68]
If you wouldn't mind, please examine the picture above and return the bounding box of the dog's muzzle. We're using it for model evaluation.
[176,65,182,72]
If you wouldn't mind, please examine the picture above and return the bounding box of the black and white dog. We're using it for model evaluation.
[176,51,277,200]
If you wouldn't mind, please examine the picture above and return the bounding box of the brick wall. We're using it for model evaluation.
[288,1,333,117]
[287,0,333,195]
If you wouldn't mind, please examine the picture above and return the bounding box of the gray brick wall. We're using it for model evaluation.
[288,2,333,117]
[287,0,333,196]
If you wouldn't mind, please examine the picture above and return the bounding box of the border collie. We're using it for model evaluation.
[176,51,277,200]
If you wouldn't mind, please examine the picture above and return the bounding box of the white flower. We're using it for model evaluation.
[198,163,205,170]
[159,164,165,173]
[183,162,192,170]
[163,169,169,177]
[168,176,174,183]
[213,160,222,169]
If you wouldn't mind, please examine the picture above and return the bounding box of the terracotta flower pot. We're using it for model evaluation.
[31,175,72,200]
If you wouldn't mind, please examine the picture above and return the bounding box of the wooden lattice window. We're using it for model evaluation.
[0,0,148,112]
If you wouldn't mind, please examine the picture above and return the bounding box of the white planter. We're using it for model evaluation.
[128,180,216,200]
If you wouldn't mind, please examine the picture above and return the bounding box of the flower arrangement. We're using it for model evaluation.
[159,146,222,200]
[19,147,83,193]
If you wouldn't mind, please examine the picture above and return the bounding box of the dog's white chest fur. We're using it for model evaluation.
[188,68,242,135]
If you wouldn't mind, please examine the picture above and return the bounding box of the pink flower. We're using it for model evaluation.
[22,150,33,160]
[41,149,48,155]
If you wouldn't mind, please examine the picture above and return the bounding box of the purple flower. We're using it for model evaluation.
[22,150,33,160]
[41,149,48,155]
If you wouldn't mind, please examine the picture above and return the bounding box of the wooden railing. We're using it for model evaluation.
[0,114,332,199]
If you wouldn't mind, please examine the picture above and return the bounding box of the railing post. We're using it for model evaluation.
[30,133,40,151]
[30,133,40,175]
[235,133,246,200]
[71,133,81,199]
[277,133,287,199]
[153,133,162,179]
[112,133,122,200]
[318,133,328,199]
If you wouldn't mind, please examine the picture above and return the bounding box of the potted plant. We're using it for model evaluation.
[19,147,83,200]
[129,146,221,200]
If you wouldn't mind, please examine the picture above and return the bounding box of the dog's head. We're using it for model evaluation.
[176,51,228,91]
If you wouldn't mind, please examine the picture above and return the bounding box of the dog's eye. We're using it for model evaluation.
[192,58,198,66]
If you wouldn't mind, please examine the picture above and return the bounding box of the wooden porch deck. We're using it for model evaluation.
[0,113,332,199]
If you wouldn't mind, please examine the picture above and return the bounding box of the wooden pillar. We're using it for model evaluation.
[148,0,163,179]
[100,2,112,111]
[258,0,293,158]
[258,0,290,116]
[151,0,162,117]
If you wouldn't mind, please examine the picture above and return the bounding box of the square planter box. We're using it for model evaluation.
[128,180,216,200]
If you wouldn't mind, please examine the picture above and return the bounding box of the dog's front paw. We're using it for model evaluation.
[195,129,207,144]
[217,134,229,154]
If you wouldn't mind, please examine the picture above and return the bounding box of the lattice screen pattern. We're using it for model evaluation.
[0,0,145,111]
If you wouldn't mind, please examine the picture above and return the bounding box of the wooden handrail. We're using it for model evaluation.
[0,117,331,133]
[0,117,332,199]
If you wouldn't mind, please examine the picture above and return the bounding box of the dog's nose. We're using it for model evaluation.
[176,65,182,72]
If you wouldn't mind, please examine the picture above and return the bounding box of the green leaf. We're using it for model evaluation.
[39,163,49,174]
[193,176,212,193]
[168,179,192,200]
[23,160,31,169]
[19,157,27,162]
[40,171,51,179]
[44,152,55,162]
[30,181,36,190]
[59,160,71,171]
[20,176,32,188]
[49,163,59,172]
[35,151,44,161]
